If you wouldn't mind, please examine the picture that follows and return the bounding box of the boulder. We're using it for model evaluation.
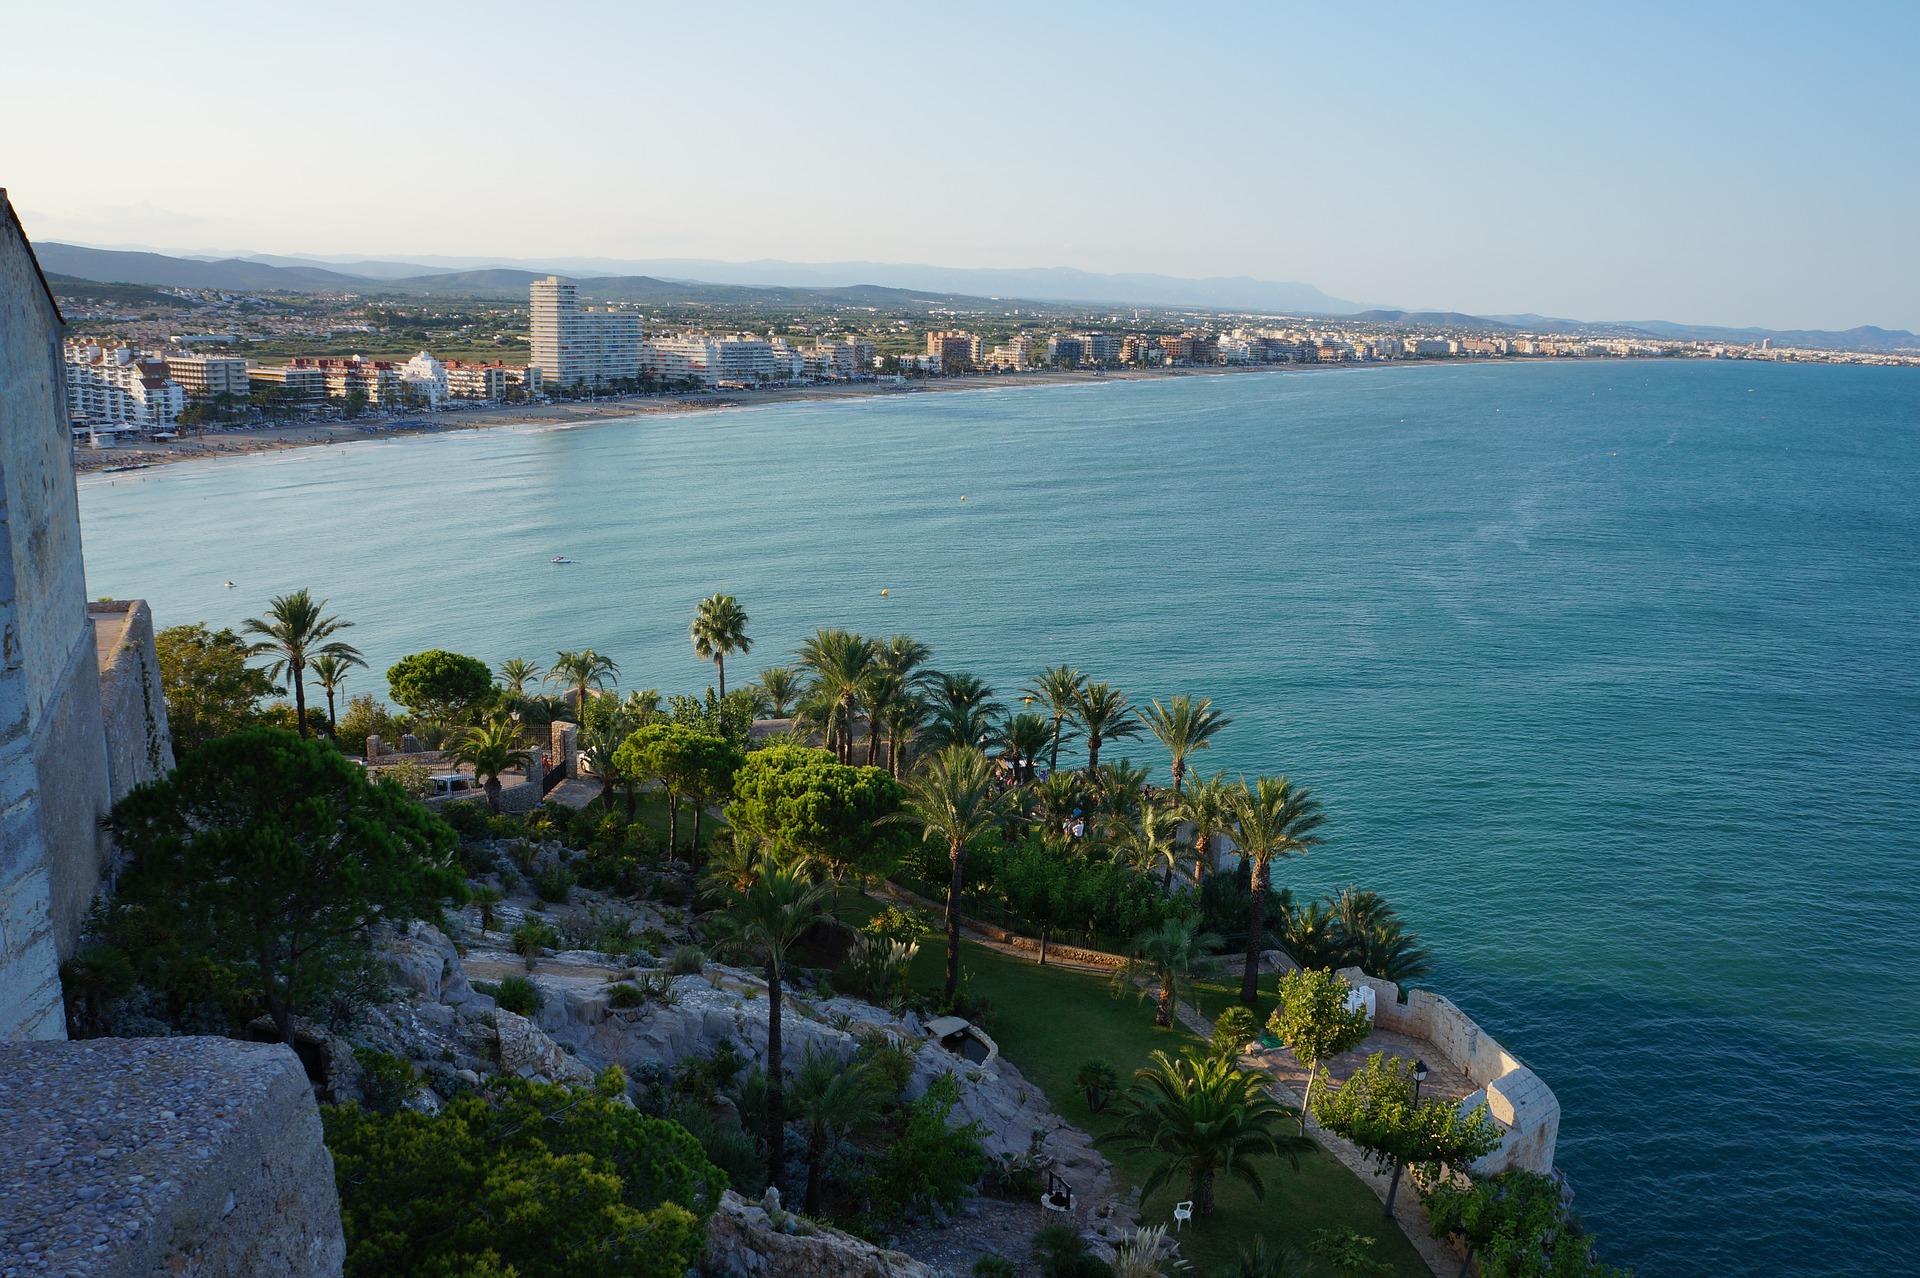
[701,1189,935,1277]
[493,1008,595,1086]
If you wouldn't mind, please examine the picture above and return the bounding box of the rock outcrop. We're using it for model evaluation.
[701,1189,936,1277]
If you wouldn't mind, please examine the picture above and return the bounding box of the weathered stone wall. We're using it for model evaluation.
[0,1037,346,1277]
[90,600,174,804]
[1339,967,1561,1175]
[0,190,117,1039]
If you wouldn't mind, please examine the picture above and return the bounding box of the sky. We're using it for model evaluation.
[4,0,1917,330]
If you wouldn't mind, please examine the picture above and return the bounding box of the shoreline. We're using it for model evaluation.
[69,360,1389,476]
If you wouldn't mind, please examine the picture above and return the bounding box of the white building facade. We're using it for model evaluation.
[64,342,186,431]
[529,276,644,387]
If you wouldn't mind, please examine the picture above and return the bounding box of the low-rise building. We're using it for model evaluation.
[164,353,251,398]
[399,351,448,406]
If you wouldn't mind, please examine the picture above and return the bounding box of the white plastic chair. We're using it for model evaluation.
[1172,1201,1193,1230]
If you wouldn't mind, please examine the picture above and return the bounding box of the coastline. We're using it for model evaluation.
[69,361,1356,475]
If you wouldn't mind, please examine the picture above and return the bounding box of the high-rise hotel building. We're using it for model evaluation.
[528,276,644,387]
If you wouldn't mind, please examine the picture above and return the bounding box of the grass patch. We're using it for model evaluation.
[861,900,1426,1277]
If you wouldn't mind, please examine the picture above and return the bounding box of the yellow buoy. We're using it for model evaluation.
[880,589,890,596]
[960,495,967,502]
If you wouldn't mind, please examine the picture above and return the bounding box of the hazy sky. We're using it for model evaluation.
[5,0,1916,329]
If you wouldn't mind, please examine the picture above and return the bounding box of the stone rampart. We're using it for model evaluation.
[89,600,174,807]
[0,1036,346,1277]
[1338,967,1560,1175]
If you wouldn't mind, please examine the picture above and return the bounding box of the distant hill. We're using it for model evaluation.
[1353,309,1517,329]
[1620,320,1920,354]
[43,273,187,307]
[35,243,368,292]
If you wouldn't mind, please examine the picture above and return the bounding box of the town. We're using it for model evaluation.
[55,270,1920,439]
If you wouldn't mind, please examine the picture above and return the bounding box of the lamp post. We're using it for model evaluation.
[1384,1058,1432,1217]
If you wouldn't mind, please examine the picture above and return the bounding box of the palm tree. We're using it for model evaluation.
[920,671,1004,752]
[858,668,904,767]
[752,666,802,719]
[309,653,355,739]
[789,1045,888,1215]
[1282,900,1348,972]
[1220,1240,1317,1278]
[241,589,363,738]
[880,689,926,779]
[1095,1048,1309,1219]
[1112,798,1186,890]
[577,717,631,811]
[451,717,535,813]
[1115,914,1217,1027]
[883,745,1016,997]
[1328,886,1392,950]
[876,633,936,691]
[547,649,620,718]
[1228,777,1326,1006]
[1354,919,1434,986]
[1179,771,1235,886]
[690,593,752,697]
[1029,772,1085,847]
[1092,758,1151,840]
[1022,664,1086,773]
[1141,695,1232,796]
[708,860,834,1196]
[497,657,543,697]
[1077,681,1140,777]
[794,628,874,762]
[998,711,1053,783]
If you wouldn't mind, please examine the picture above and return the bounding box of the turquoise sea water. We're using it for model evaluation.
[78,361,1920,1276]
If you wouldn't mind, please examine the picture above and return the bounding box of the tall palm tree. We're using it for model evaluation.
[876,633,936,692]
[1228,776,1326,1005]
[309,653,355,739]
[690,592,752,697]
[997,711,1053,783]
[577,716,631,811]
[858,668,904,767]
[1354,918,1433,986]
[790,1045,888,1215]
[708,860,834,1196]
[920,671,1004,752]
[883,745,1016,997]
[496,657,543,697]
[1141,695,1232,796]
[547,649,620,718]
[1179,771,1235,888]
[451,717,535,814]
[1115,914,1217,1027]
[241,589,364,738]
[1023,665,1086,774]
[1077,681,1140,778]
[1096,1049,1309,1220]
[752,666,802,719]
[880,688,926,779]
[794,628,874,762]
[1328,885,1393,950]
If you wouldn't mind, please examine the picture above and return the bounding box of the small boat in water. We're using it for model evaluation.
[551,556,574,564]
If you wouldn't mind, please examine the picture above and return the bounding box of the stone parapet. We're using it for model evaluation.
[0,1036,346,1277]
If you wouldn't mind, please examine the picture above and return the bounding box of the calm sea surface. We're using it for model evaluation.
[78,361,1920,1276]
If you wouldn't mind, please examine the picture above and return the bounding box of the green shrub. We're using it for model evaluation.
[440,800,491,842]
[851,1032,916,1099]
[1072,1060,1120,1114]
[1033,1224,1114,1278]
[668,1102,764,1193]
[667,944,705,975]
[511,919,559,970]
[858,1072,986,1231]
[354,1048,418,1116]
[494,974,541,1016]
[533,863,577,904]
[487,814,524,841]
[322,1075,724,1278]
[607,983,646,1010]
[974,1258,1019,1278]
[1210,1005,1259,1060]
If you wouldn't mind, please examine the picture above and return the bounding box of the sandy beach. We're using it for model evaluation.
[69,363,1309,474]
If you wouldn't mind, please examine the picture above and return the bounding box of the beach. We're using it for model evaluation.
[69,363,1311,474]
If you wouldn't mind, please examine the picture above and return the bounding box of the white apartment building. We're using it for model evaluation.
[164,353,251,398]
[399,351,449,406]
[64,342,186,431]
[1077,332,1121,364]
[808,336,878,376]
[644,334,791,386]
[528,276,644,386]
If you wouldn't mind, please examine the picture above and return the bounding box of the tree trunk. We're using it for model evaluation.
[716,655,726,699]
[765,962,786,1193]
[1241,857,1268,1007]
[1086,732,1101,777]
[1384,1159,1405,1217]
[291,660,309,736]
[867,716,881,765]
[1038,927,1049,966]
[804,1128,826,1216]
[944,843,965,999]
[326,690,338,737]
[690,804,703,859]
[267,987,294,1045]
[485,777,502,814]
[667,794,679,854]
[1171,758,1184,796]
[1155,984,1173,1027]
[1050,719,1062,774]
[1195,1168,1215,1218]
[1299,1064,1317,1132]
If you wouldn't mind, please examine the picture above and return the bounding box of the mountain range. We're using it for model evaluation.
[34,242,1920,355]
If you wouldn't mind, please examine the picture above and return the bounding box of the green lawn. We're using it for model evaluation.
[848,897,1429,1277]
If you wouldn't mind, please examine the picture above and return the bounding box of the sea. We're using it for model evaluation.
[77,359,1920,1277]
